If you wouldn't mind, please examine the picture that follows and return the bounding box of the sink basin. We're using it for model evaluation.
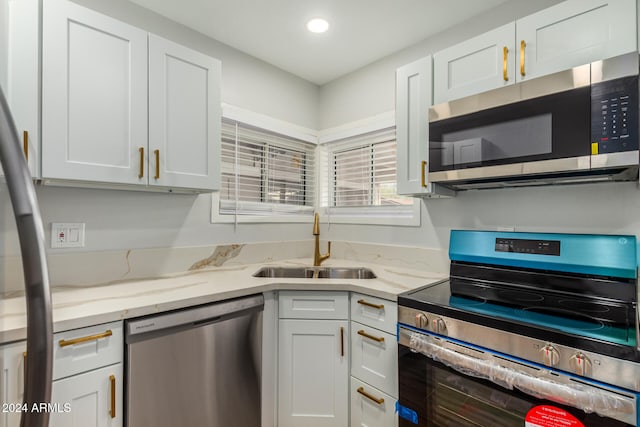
[314,267,377,279]
[252,267,315,278]
[252,266,376,279]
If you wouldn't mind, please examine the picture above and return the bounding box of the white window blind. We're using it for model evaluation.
[319,126,418,225]
[220,118,316,216]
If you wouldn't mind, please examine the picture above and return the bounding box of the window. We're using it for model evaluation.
[319,123,420,226]
[217,118,316,218]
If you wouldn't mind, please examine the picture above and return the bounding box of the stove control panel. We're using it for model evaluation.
[495,238,560,256]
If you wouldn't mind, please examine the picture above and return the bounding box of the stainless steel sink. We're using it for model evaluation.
[252,267,315,278]
[314,267,376,279]
[252,266,376,279]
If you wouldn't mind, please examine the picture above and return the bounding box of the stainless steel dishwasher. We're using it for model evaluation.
[125,294,263,427]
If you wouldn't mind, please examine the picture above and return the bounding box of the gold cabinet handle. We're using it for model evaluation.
[138,147,144,178]
[357,299,384,310]
[357,386,385,405]
[59,329,112,347]
[340,326,344,357]
[357,329,385,343]
[520,40,526,76]
[22,351,27,387]
[503,46,509,81]
[23,131,28,161]
[421,160,428,188]
[154,149,160,179]
[109,374,116,418]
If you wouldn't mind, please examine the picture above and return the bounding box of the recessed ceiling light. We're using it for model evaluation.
[307,18,329,34]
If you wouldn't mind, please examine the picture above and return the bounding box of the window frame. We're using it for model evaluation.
[318,112,421,227]
[211,105,319,224]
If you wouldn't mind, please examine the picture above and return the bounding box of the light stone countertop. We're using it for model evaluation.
[0,257,446,344]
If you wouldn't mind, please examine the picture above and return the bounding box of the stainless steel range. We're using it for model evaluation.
[397,230,640,426]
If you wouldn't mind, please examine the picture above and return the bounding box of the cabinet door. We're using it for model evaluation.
[350,377,397,427]
[0,341,26,427]
[433,23,515,104]
[148,34,221,191]
[396,57,431,196]
[278,319,348,427]
[42,0,148,185]
[0,0,39,178]
[49,363,122,427]
[516,0,636,82]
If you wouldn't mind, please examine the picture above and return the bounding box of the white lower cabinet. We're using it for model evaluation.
[0,341,26,427]
[278,292,349,427]
[0,321,123,427]
[49,363,122,427]
[350,377,397,427]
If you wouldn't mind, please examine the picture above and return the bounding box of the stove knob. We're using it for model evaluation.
[540,344,560,367]
[414,313,429,329]
[432,317,447,335]
[569,352,592,376]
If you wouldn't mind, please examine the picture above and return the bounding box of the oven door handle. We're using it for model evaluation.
[405,330,636,424]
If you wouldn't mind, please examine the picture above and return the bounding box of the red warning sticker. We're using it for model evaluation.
[525,405,584,427]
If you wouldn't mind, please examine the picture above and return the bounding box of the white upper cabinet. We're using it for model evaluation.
[396,57,431,196]
[434,23,515,105]
[517,0,636,81]
[432,0,637,104]
[42,0,148,186]
[148,35,221,191]
[396,57,454,197]
[40,0,221,192]
[0,0,40,178]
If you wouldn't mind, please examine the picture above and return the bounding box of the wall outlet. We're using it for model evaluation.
[51,223,85,248]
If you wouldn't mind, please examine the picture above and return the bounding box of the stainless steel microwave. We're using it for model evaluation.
[428,53,640,190]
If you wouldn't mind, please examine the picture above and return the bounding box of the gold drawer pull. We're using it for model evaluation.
[357,386,384,405]
[421,160,427,188]
[109,374,116,418]
[357,299,384,310]
[357,330,385,343]
[59,330,113,347]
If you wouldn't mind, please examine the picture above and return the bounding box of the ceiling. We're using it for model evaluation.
[129,0,511,85]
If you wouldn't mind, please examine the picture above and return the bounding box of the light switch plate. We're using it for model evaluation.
[51,223,85,248]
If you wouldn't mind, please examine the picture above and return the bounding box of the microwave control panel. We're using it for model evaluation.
[591,75,638,154]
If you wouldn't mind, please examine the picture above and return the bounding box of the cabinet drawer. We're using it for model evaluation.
[351,321,397,397]
[279,291,348,320]
[350,377,397,427]
[350,293,397,335]
[53,321,123,380]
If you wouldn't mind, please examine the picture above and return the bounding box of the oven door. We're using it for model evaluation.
[398,327,638,427]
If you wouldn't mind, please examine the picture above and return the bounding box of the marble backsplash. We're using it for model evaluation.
[0,240,449,296]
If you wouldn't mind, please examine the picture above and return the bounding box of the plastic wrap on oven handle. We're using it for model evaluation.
[408,332,635,419]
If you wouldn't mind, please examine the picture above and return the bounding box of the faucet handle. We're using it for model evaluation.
[313,212,320,235]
